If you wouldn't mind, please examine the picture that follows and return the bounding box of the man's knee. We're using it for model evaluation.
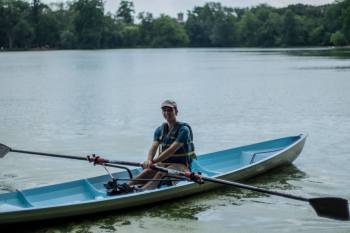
[166,163,189,172]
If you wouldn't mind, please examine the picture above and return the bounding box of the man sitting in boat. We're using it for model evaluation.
[130,100,195,190]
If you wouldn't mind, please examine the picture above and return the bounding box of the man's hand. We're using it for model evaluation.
[142,159,153,169]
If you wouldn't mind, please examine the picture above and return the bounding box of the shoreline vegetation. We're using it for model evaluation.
[0,0,350,51]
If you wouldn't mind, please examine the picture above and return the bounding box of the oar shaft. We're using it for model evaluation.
[203,176,309,202]
[10,149,138,176]
[9,148,142,168]
[10,149,88,161]
[109,160,142,167]
[152,164,349,221]
[151,164,309,202]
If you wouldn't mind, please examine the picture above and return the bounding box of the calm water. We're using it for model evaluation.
[0,48,350,232]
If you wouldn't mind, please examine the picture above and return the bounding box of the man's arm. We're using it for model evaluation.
[143,141,160,168]
[153,125,190,163]
[147,141,160,161]
[152,141,183,163]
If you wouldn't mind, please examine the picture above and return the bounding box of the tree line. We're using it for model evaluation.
[1,0,350,50]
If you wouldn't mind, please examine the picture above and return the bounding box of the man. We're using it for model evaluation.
[130,100,195,190]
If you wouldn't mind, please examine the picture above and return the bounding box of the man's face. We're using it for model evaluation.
[162,107,176,122]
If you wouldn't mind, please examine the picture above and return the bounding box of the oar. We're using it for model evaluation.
[1,143,349,221]
[96,158,350,221]
[0,143,140,171]
[150,164,350,221]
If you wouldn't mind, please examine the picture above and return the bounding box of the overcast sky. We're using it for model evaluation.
[42,0,335,16]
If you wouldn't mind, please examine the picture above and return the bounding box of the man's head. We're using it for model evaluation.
[161,100,178,122]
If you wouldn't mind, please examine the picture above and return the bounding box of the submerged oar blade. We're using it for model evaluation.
[309,197,350,221]
[0,143,11,158]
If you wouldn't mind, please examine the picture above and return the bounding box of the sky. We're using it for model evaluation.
[42,0,335,16]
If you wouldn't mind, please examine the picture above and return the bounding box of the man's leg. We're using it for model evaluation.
[142,163,189,190]
[166,163,189,172]
[141,170,166,190]
[129,168,157,186]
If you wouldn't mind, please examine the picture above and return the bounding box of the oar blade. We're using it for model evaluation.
[0,143,11,158]
[309,197,350,221]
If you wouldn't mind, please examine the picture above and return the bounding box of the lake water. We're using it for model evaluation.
[0,48,349,232]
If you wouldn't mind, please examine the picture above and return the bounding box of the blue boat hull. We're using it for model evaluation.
[0,134,307,224]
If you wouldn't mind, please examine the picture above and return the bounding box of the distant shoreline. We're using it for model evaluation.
[1,0,350,50]
[2,46,350,53]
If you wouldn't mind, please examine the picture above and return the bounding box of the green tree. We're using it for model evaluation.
[324,3,342,35]
[54,2,76,48]
[210,14,237,47]
[186,2,236,47]
[59,30,76,49]
[32,0,40,38]
[185,11,211,46]
[309,25,327,45]
[138,12,154,46]
[72,0,104,49]
[37,8,61,47]
[151,15,189,47]
[116,0,134,24]
[258,12,283,46]
[237,11,260,46]
[340,0,350,39]
[13,18,34,48]
[250,5,282,47]
[121,25,139,47]
[0,0,33,49]
[24,0,62,48]
[185,3,218,47]
[330,31,348,45]
[100,15,123,48]
[281,10,300,46]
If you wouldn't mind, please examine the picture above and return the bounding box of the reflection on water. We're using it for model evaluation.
[245,164,307,190]
[296,66,350,70]
[146,201,210,220]
[207,47,350,59]
[203,47,350,59]
[284,48,350,59]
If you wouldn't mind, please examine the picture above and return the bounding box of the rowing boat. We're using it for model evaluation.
[0,134,307,224]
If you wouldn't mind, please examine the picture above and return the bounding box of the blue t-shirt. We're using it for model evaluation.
[154,123,191,164]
